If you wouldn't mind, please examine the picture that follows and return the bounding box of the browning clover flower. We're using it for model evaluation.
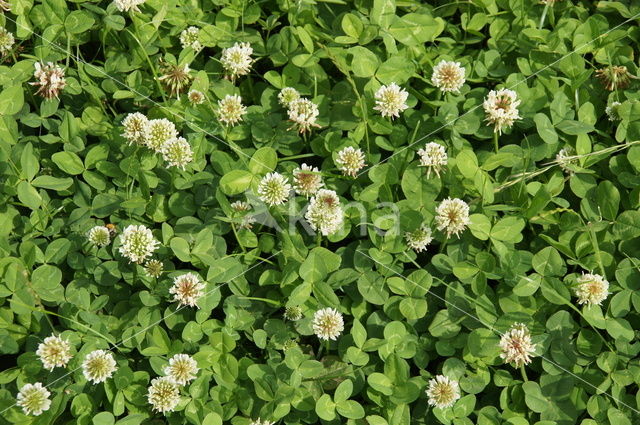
[147,376,180,414]
[284,306,303,321]
[574,272,609,306]
[278,87,300,107]
[312,307,344,341]
[0,26,14,55]
[164,354,199,386]
[373,82,409,119]
[179,27,201,50]
[217,94,246,126]
[36,334,72,371]
[499,323,536,368]
[16,383,51,416]
[249,419,275,425]
[144,259,164,278]
[113,0,145,12]
[122,112,149,145]
[257,172,291,206]
[556,147,577,174]
[143,118,178,152]
[431,60,466,93]
[187,89,205,105]
[220,42,253,81]
[483,88,521,134]
[293,163,323,197]
[170,273,205,308]
[31,62,66,99]
[0,0,9,12]
[158,62,193,98]
[118,224,160,263]
[596,65,635,91]
[405,224,433,252]
[417,142,447,178]
[161,137,193,170]
[88,226,111,247]
[82,350,117,384]
[335,146,366,177]
[230,200,251,212]
[305,189,344,236]
[287,98,320,133]
[425,375,461,409]
[435,198,470,238]
[605,101,622,121]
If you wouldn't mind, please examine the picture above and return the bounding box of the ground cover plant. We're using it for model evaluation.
[1,0,640,424]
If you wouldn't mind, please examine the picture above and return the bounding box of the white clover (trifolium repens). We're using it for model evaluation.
[483,88,521,134]
[121,112,148,145]
[605,101,622,121]
[435,198,470,238]
[220,42,253,81]
[31,62,66,99]
[313,307,344,341]
[278,87,300,107]
[187,89,205,105]
[417,142,447,178]
[118,224,160,263]
[82,350,117,384]
[556,147,577,174]
[373,82,409,119]
[143,118,178,152]
[249,419,275,425]
[305,189,344,236]
[287,98,320,134]
[164,354,199,386]
[257,172,291,206]
[88,226,111,247]
[574,273,609,306]
[147,376,180,414]
[284,306,303,321]
[0,26,15,55]
[230,200,251,212]
[36,334,72,371]
[158,62,192,98]
[0,1,9,12]
[405,224,433,252]
[335,146,366,177]
[217,94,247,126]
[16,383,51,416]
[426,375,461,409]
[179,26,201,50]
[113,0,145,12]
[431,60,466,93]
[499,323,536,368]
[293,163,323,197]
[144,259,163,278]
[161,137,193,170]
[170,273,205,308]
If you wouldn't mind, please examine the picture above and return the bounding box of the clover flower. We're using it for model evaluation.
[179,27,201,50]
[249,419,275,425]
[170,273,205,308]
[282,339,298,351]
[217,94,246,126]
[187,89,205,105]
[417,142,447,177]
[220,42,253,81]
[435,198,470,238]
[16,383,51,416]
[0,0,9,12]
[405,224,433,252]
[556,147,576,174]
[605,101,622,121]
[426,375,461,409]
[144,259,164,278]
[284,306,303,321]
[499,323,536,368]
[574,273,609,306]
[305,189,344,236]
[143,118,178,152]
[31,62,66,99]
[293,163,323,196]
[113,0,145,12]
[288,98,320,133]
[122,112,149,145]
[240,215,256,230]
[312,307,344,341]
[161,137,193,170]
[0,26,14,55]
[257,172,291,206]
[596,65,635,91]
[158,62,192,98]
[231,200,251,212]
[82,350,117,384]
[483,88,521,134]
[278,87,300,107]
[373,82,409,119]
[118,224,160,264]
[164,354,199,386]
[335,146,366,177]
[36,334,72,371]
[88,226,111,247]
[431,61,466,93]
[147,376,180,414]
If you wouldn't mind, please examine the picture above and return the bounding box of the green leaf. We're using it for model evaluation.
[17,181,42,210]
[336,399,366,419]
[315,394,336,421]
[299,247,341,283]
[93,412,115,425]
[0,85,24,115]
[248,147,277,175]
[534,113,558,144]
[388,13,445,46]
[532,247,565,277]
[350,46,379,78]
[219,170,253,195]
[52,151,85,175]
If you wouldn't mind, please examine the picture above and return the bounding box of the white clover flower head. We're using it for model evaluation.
[373,82,409,119]
[287,98,321,134]
[293,163,324,196]
[405,224,433,252]
[605,101,622,121]
[88,226,111,247]
[240,215,256,230]
[230,200,251,212]
[417,142,448,178]
[121,112,149,145]
[147,376,180,414]
[499,323,536,368]
[170,273,205,308]
[217,94,247,126]
[187,89,205,105]
[249,419,275,425]
[144,118,178,152]
[16,383,51,416]
[556,147,576,174]
[431,60,466,93]
[161,137,193,170]
[118,224,160,264]
[483,88,521,134]
[257,172,291,206]
[36,335,72,371]
[220,42,253,80]
[82,350,117,384]
[312,307,344,341]
[0,0,9,12]
[144,259,164,278]
[0,27,15,54]
[158,62,192,98]
[305,189,344,236]
[435,198,470,238]
[284,306,303,321]
[179,26,201,50]
[335,146,366,177]
[31,62,66,99]
[113,0,145,12]
[596,65,633,91]
[164,354,199,386]
[278,87,301,107]
[574,273,609,306]
[426,375,461,409]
